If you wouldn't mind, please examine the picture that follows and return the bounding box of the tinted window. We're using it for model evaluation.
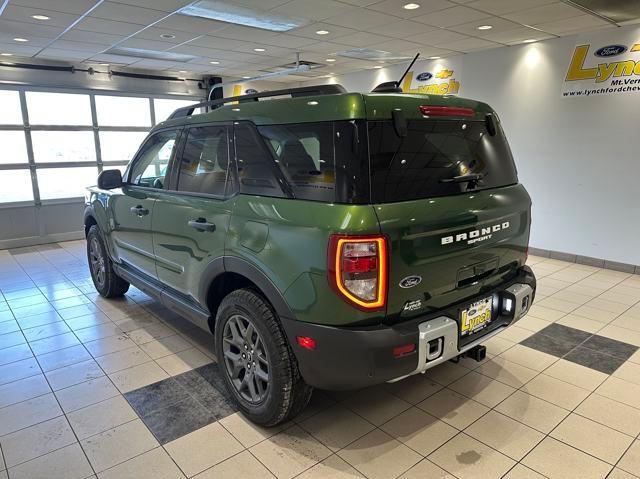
[129,130,177,189]
[177,126,231,196]
[368,119,517,203]
[258,122,335,202]
[234,123,285,197]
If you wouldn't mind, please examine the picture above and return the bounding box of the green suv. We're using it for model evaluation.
[84,84,536,426]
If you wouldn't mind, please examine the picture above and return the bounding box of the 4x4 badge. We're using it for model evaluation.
[399,275,422,288]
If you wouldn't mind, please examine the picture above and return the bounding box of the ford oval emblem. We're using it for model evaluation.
[399,275,422,288]
[595,45,627,57]
[416,72,433,82]
[468,308,477,316]
[245,88,258,94]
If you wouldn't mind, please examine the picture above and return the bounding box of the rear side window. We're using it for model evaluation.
[234,123,286,198]
[177,126,232,197]
[368,119,518,203]
[257,122,335,202]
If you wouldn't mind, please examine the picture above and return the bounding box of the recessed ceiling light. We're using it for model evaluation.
[428,56,441,60]
[179,70,187,73]
[160,33,175,39]
[31,14,50,20]
[0,53,13,56]
[253,47,266,52]
[99,63,109,66]
[13,38,28,42]
[523,39,537,43]
[325,58,336,62]
[242,76,251,79]
[316,30,330,35]
[374,65,383,69]
[477,25,492,30]
[403,3,420,9]
[210,60,220,64]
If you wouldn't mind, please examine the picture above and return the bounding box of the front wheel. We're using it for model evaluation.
[87,225,130,298]
[214,288,312,426]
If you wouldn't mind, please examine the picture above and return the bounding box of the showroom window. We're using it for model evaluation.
[0,88,200,205]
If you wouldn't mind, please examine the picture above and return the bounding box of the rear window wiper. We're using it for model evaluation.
[439,173,484,184]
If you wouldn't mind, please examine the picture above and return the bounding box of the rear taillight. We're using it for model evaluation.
[328,235,388,311]
[418,105,475,117]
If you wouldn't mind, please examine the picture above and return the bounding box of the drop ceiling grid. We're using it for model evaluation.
[0,0,614,80]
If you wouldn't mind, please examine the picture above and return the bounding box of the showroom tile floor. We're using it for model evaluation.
[0,242,639,479]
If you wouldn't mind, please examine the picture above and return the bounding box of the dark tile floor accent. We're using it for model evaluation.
[124,362,238,445]
[521,323,638,374]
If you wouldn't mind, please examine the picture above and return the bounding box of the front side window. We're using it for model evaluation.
[129,130,178,189]
[257,122,335,202]
[177,126,231,196]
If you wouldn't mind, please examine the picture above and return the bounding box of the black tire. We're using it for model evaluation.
[214,288,313,426]
[87,225,130,298]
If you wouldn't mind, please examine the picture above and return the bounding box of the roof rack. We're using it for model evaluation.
[167,84,347,120]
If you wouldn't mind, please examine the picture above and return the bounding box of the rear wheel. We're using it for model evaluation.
[87,225,129,298]
[214,288,312,426]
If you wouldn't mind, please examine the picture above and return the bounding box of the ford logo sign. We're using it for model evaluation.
[595,45,627,57]
[416,72,433,82]
[399,275,422,288]
[245,88,258,94]
[468,309,477,316]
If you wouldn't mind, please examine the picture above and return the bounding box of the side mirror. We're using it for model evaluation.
[97,169,122,190]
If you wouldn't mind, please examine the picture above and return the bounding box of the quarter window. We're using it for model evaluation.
[129,130,178,189]
[177,126,231,196]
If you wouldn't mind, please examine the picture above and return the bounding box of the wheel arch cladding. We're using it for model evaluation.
[201,256,296,333]
[83,206,97,236]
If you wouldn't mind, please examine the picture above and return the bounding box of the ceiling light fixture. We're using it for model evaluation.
[179,70,187,73]
[160,33,176,39]
[210,60,220,64]
[99,63,109,66]
[316,30,330,35]
[178,0,309,32]
[242,76,251,79]
[477,25,492,30]
[325,58,336,62]
[0,53,13,56]
[428,56,441,59]
[13,38,28,42]
[254,47,266,52]
[403,3,420,9]
[374,65,383,69]
[523,39,537,43]
[31,14,50,20]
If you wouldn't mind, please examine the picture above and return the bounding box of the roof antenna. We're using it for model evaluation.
[371,52,420,93]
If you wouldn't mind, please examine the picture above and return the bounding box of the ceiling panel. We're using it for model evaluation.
[414,6,491,27]
[410,28,471,45]
[154,15,228,34]
[269,0,357,21]
[10,0,99,16]
[134,27,201,45]
[1,5,81,29]
[323,8,391,29]
[109,0,192,12]
[534,14,610,34]
[369,0,457,17]
[88,2,168,25]
[37,48,92,60]
[465,0,556,15]
[445,36,501,52]
[448,17,522,36]
[73,17,146,35]
[336,31,396,47]
[503,3,587,25]
[0,42,41,56]
[482,27,553,44]
[47,39,108,53]
[0,19,66,39]
[374,20,437,39]
[287,22,357,39]
[62,29,123,46]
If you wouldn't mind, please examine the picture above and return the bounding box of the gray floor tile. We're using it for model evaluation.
[581,335,638,360]
[124,378,190,417]
[141,395,217,445]
[521,333,577,357]
[564,347,628,374]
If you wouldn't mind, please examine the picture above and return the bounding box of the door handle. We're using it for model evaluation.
[188,218,216,232]
[130,205,149,216]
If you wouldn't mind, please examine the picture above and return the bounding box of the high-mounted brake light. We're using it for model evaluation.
[419,105,475,117]
[328,235,388,311]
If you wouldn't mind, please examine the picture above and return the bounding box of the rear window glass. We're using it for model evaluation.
[258,123,335,202]
[368,119,518,203]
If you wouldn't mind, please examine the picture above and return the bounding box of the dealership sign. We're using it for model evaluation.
[400,58,463,95]
[563,31,640,98]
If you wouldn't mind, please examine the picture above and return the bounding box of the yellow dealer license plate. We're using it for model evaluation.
[460,297,493,337]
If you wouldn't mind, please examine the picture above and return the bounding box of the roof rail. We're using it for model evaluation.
[167,84,347,120]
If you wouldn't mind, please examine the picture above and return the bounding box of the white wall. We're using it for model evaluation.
[303,25,640,265]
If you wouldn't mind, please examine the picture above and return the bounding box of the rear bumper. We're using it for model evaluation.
[282,266,536,390]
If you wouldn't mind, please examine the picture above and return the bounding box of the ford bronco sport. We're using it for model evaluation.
[85,84,536,426]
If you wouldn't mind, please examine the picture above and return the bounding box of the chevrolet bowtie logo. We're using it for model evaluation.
[435,69,454,79]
